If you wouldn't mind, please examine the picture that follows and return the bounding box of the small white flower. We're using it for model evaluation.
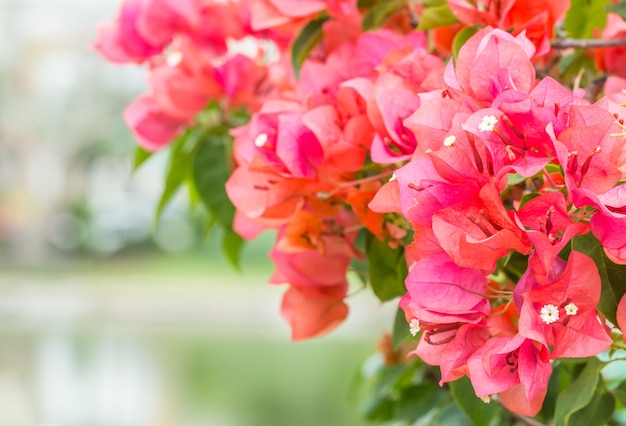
[443,135,456,147]
[254,133,268,147]
[409,319,420,337]
[564,303,579,316]
[539,304,560,324]
[478,115,498,132]
[480,396,491,404]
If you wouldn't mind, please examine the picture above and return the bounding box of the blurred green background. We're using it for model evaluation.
[0,1,394,424]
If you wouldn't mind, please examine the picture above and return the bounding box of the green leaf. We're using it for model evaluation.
[568,388,615,426]
[565,0,611,39]
[395,383,443,420]
[392,307,412,350]
[555,357,605,426]
[613,381,626,406]
[417,3,459,30]
[452,25,479,61]
[366,233,407,302]
[222,229,244,270]
[192,130,236,229]
[607,0,626,20]
[154,131,199,224]
[450,377,503,426]
[361,0,405,31]
[572,233,626,324]
[133,145,153,171]
[291,16,328,79]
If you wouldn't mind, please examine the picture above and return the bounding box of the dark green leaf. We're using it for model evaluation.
[361,0,405,31]
[222,229,244,270]
[133,145,153,170]
[607,1,626,20]
[417,3,459,30]
[450,376,503,426]
[366,233,407,302]
[392,307,413,350]
[395,383,443,420]
[555,357,605,426]
[452,25,480,61]
[568,387,615,426]
[357,0,376,8]
[565,0,611,39]
[192,131,236,229]
[572,233,626,324]
[430,401,473,425]
[291,16,328,79]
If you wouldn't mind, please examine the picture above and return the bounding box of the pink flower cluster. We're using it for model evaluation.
[369,27,626,415]
[96,0,626,417]
[94,0,285,151]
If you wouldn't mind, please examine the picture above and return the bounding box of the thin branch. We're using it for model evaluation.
[551,37,626,49]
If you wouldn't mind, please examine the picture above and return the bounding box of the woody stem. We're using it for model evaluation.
[551,37,626,49]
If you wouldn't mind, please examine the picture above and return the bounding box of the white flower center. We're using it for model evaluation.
[564,303,579,316]
[409,319,420,337]
[478,115,498,132]
[254,133,268,147]
[539,304,559,324]
[443,135,456,147]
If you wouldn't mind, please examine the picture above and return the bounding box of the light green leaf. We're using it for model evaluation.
[554,357,605,426]
[291,16,328,79]
[417,3,459,30]
[568,387,615,426]
[452,25,479,61]
[565,0,611,39]
[392,307,412,350]
[450,377,503,426]
[362,0,405,31]
[572,233,626,324]
[366,233,407,302]
[154,131,199,225]
[133,145,153,171]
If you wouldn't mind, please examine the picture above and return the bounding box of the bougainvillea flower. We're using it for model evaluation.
[401,252,490,327]
[448,0,569,57]
[451,27,536,104]
[604,76,626,105]
[281,283,349,340]
[432,183,530,272]
[573,185,626,264]
[123,95,189,151]
[369,87,420,163]
[551,104,626,196]
[269,239,353,289]
[94,0,165,64]
[467,334,552,416]
[517,191,589,281]
[462,107,551,178]
[518,251,612,359]
[413,323,489,385]
[225,167,308,223]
